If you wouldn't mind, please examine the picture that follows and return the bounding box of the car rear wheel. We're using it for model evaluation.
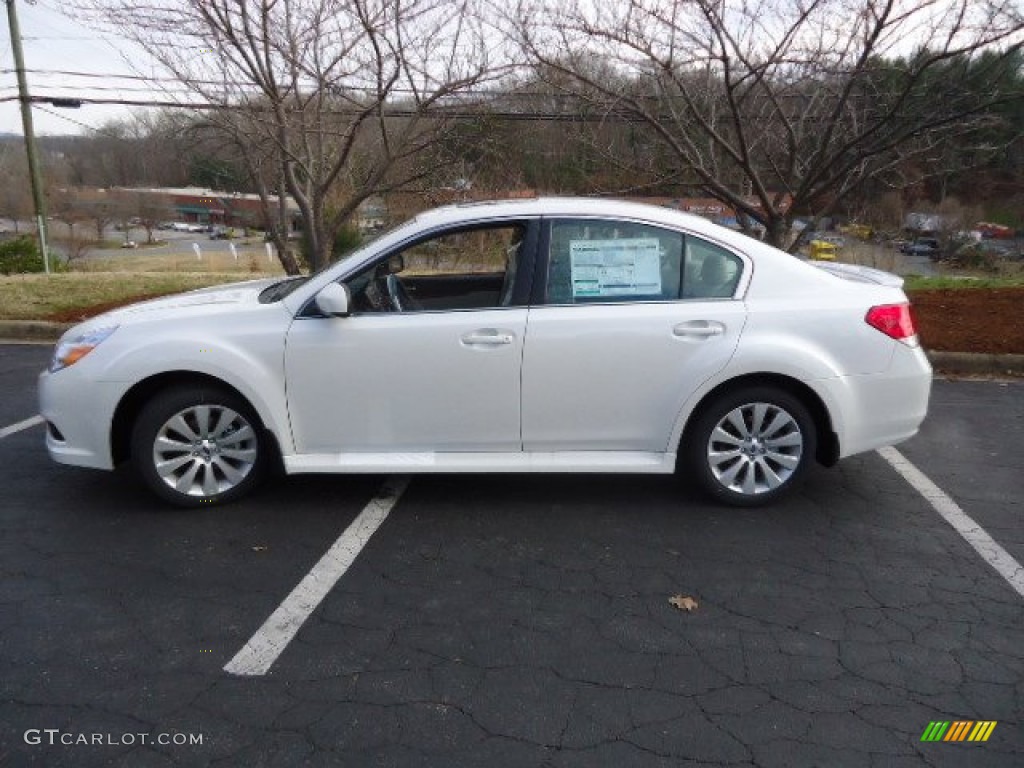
[685,386,816,507]
[130,386,266,508]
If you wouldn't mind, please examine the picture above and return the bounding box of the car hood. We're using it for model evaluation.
[114,278,279,316]
[65,278,283,337]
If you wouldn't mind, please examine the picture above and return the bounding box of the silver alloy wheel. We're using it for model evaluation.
[152,404,258,497]
[706,402,804,496]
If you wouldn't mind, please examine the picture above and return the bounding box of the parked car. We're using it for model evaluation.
[264,230,302,241]
[900,237,941,258]
[39,198,932,508]
[975,222,1013,240]
[808,239,838,261]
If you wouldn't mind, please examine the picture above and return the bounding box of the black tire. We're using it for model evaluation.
[130,385,267,508]
[684,386,817,507]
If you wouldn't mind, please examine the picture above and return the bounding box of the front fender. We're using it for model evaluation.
[95,311,294,454]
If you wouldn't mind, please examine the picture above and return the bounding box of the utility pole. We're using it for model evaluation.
[5,0,50,273]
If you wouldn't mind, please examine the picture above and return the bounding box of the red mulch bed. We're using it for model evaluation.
[909,288,1024,355]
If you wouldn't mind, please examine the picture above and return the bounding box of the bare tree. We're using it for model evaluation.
[48,188,98,266]
[516,0,1023,248]
[84,0,506,272]
[0,146,35,232]
[116,191,177,244]
[75,189,128,242]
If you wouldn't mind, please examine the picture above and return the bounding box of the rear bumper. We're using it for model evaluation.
[825,342,932,459]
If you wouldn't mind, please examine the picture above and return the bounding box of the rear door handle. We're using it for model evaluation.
[461,329,514,346]
[673,320,726,338]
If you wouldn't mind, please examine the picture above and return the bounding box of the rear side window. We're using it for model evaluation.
[682,237,742,299]
[544,219,741,304]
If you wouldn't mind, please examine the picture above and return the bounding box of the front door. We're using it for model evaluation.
[285,220,535,454]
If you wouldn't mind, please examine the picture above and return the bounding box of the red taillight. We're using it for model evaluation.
[865,303,917,341]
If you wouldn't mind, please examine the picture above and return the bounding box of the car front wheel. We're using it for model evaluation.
[130,386,266,507]
[685,387,816,507]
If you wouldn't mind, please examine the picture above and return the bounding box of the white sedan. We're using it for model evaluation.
[39,198,931,507]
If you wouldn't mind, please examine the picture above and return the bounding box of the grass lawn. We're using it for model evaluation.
[0,271,281,321]
[76,246,284,273]
[1,247,291,321]
[904,274,1024,290]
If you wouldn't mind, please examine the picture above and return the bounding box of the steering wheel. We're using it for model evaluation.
[385,273,417,312]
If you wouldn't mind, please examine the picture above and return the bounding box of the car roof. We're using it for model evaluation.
[414,196,737,241]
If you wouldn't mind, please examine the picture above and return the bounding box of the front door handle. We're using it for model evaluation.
[461,329,514,346]
[673,320,726,338]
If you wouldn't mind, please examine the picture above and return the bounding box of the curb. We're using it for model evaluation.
[1,320,1021,377]
[0,321,70,342]
[926,351,1024,378]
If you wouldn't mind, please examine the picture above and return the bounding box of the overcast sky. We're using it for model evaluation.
[1,0,158,136]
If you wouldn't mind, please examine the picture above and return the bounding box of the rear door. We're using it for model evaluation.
[520,218,748,452]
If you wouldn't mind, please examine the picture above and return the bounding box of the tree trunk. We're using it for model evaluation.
[276,239,301,275]
[763,216,790,250]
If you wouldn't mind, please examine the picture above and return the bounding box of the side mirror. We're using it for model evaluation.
[315,282,351,317]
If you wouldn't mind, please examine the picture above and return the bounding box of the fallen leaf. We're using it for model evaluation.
[669,594,699,612]
[251,546,268,552]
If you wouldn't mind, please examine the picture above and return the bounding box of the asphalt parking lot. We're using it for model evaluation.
[1,343,1021,767]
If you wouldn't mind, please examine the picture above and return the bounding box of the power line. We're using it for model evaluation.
[22,35,118,41]
[7,93,621,123]
[1,66,214,84]
[0,67,575,101]
[27,82,211,95]
[32,103,111,136]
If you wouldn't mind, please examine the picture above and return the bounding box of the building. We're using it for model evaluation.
[114,187,301,230]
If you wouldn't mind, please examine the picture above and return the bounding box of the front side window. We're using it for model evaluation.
[346,223,527,313]
[544,219,742,304]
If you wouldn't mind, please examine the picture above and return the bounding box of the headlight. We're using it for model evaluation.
[49,325,119,373]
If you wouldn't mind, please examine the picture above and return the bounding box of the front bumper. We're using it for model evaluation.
[38,367,124,470]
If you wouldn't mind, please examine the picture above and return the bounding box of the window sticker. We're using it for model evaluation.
[569,238,662,298]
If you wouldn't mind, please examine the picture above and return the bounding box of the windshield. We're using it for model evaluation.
[257,220,415,304]
[258,275,308,303]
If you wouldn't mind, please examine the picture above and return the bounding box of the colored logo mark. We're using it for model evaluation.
[920,721,997,742]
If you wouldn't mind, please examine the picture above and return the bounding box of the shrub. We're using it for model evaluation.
[946,244,1002,273]
[332,225,362,261]
[295,224,363,270]
[0,236,45,275]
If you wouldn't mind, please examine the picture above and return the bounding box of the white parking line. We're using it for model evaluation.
[224,475,411,676]
[878,446,1024,600]
[0,415,44,440]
